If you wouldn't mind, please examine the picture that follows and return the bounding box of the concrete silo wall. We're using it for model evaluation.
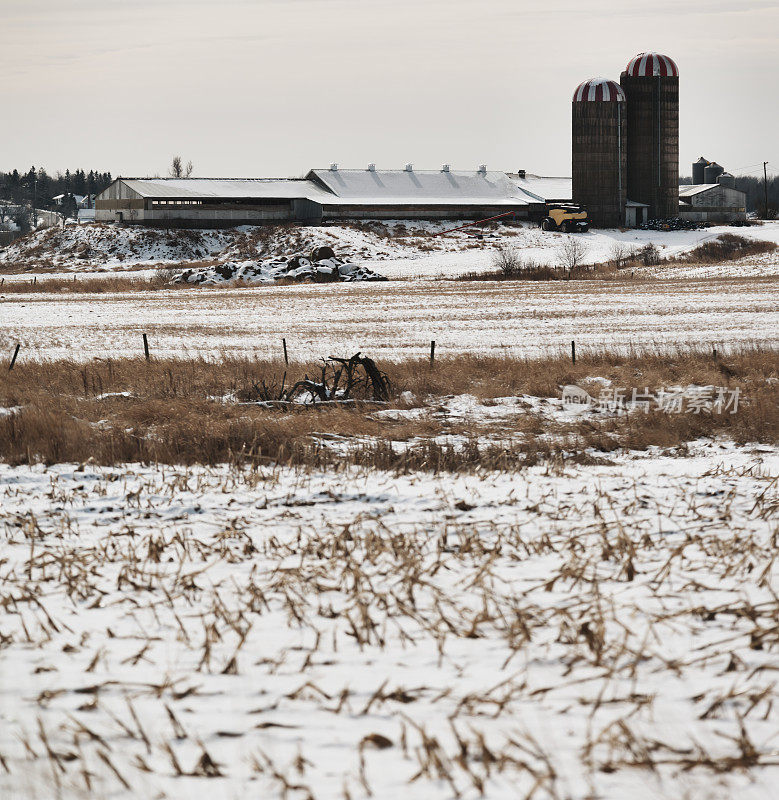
[620,73,679,220]
[572,101,627,227]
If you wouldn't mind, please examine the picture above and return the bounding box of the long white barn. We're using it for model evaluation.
[95,167,568,226]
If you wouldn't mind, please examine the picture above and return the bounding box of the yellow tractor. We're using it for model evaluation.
[540,204,589,233]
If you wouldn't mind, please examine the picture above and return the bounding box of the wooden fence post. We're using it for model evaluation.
[143,333,150,361]
[8,343,20,371]
[283,338,289,365]
[571,340,576,365]
[430,340,436,365]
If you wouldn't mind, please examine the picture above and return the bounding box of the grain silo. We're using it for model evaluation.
[571,77,627,227]
[692,157,709,185]
[704,161,724,184]
[717,171,736,189]
[621,52,679,220]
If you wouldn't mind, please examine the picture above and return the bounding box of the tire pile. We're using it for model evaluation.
[639,218,706,231]
[170,246,387,286]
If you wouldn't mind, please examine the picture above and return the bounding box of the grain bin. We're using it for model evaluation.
[692,157,709,185]
[717,171,736,189]
[704,161,724,184]
[572,77,627,227]
[621,52,679,220]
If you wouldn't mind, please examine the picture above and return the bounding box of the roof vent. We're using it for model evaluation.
[330,163,338,171]
[405,163,413,172]
[441,164,450,173]
[517,169,526,179]
[478,164,487,174]
[367,163,376,172]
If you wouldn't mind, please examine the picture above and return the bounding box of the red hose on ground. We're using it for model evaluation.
[432,211,517,237]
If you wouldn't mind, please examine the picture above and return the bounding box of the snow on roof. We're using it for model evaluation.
[678,184,720,197]
[308,169,533,206]
[625,52,679,78]
[118,178,334,202]
[573,78,625,103]
[509,174,572,202]
[109,172,556,208]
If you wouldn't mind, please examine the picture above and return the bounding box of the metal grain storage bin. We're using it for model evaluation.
[620,52,679,220]
[692,157,709,185]
[571,77,627,227]
[704,162,724,183]
[717,171,736,189]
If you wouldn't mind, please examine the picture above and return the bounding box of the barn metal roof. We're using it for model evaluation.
[104,171,550,208]
[509,174,572,202]
[678,184,720,197]
[116,178,333,201]
[308,169,534,206]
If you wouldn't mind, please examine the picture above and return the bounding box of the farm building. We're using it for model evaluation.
[95,167,543,227]
[678,182,747,223]
[94,178,328,226]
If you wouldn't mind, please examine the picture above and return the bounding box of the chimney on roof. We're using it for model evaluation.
[405,163,413,172]
[517,169,526,179]
[478,164,487,175]
[367,163,376,172]
[330,163,338,171]
[441,164,450,172]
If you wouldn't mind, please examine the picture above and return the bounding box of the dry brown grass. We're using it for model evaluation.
[1,345,776,468]
[619,233,777,271]
[0,273,172,294]
[456,235,778,282]
[680,233,776,263]
[454,263,619,281]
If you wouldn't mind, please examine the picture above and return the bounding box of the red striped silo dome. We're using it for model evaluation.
[625,52,679,77]
[572,78,626,102]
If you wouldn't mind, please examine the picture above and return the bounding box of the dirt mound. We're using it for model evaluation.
[0,223,233,271]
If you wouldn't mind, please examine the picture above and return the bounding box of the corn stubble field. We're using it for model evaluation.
[1,346,778,800]
[1,227,779,799]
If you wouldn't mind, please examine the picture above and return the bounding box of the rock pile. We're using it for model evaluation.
[170,246,386,286]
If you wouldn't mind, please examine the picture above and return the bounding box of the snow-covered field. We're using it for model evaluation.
[1,444,777,800]
[2,219,778,800]
[3,220,778,279]
[2,274,776,361]
[373,221,779,279]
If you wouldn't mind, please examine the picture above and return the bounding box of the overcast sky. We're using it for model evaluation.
[1,0,776,179]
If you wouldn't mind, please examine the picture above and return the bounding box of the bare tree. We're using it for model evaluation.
[491,243,521,277]
[556,236,588,275]
[169,156,194,178]
[609,241,628,269]
[637,243,661,266]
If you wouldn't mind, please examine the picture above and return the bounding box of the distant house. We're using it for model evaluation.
[52,194,95,209]
[678,183,747,223]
